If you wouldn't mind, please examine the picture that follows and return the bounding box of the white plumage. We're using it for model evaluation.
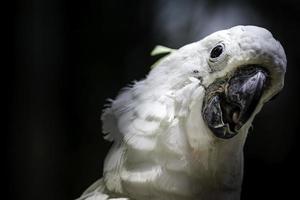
[78,26,286,200]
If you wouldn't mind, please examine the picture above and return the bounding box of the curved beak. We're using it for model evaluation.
[202,66,268,139]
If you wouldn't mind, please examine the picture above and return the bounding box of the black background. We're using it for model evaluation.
[10,0,300,199]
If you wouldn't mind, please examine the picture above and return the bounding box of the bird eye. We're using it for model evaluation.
[208,43,227,71]
[210,45,223,58]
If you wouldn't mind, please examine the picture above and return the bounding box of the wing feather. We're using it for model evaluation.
[101,81,172,144]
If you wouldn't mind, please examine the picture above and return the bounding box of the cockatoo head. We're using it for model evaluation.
[200,25,286,139]
[149,25,286,141]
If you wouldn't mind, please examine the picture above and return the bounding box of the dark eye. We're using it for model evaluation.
[210,45,223,58]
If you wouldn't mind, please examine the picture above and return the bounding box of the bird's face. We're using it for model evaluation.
[148,25,286,142]
[199,26,286,139]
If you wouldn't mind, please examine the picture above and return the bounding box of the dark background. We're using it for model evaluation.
[10,0,300,199]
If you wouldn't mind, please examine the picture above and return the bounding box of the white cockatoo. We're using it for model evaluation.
[78,25,286,200]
